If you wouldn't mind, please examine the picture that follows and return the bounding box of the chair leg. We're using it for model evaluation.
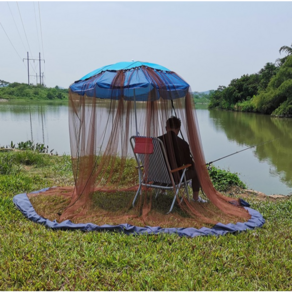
[167,187,180,214]
[155,189,160,199]
[167,169,188,214]
[167,194,177,214]
[184,177,190,201]
[180,177,190,203]
[180,188,184,204]
[132,184,142,207]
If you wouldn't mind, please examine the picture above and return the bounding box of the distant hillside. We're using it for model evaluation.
[193,90,213,95]
[192,90,214,104]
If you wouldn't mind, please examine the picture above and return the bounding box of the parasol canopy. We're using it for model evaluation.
[69,61,190,101]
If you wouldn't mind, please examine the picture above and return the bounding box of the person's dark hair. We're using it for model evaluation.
[166,116,181,130]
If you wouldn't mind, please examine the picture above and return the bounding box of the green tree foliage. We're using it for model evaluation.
[208,86,226,108]
[0,80,10,87]
[208,62,280,113]
[208,41,292,115]
[252,55,292,115]
[208,73,262,110]
[258,62,280,90]
[0,82,68,100]
[277,43,292,66]
[279,43,292,55]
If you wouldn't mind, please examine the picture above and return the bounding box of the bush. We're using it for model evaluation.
[272,98,292,116]
[13,151,50,167]
[208,165,246,192]
[15,140,51,154]
[0,153,20,175]
[0,82,68,100]
[235,100,256,112]
[252,56,292,114]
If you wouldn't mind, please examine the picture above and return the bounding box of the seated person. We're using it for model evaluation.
[158,116,206,202]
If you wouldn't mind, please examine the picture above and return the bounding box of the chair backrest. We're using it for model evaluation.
[130,136,174,185]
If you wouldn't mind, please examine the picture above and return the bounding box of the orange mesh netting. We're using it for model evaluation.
[30,66,251,228]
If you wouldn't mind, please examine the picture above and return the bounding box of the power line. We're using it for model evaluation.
[0,21,24,62]
[33,2,41,53]
[38,2,46,80]
[38,2,45,59]
[2,2,46,85]
[16,2,33,55]
[16,2,37,74]
[7,2,27,52]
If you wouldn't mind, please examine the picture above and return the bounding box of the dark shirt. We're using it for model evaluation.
[158,131,194,171]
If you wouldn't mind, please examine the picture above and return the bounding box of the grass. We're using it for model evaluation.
[0,150,292,290]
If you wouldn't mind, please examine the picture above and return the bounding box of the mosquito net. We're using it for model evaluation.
[31,64,251,229]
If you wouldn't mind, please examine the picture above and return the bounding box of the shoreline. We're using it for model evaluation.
[0,98,68,103]
[209,107,292,119]
[224,185,290,200]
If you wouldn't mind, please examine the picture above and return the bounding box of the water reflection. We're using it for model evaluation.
[208,110,292,191]
[0,101,70,154]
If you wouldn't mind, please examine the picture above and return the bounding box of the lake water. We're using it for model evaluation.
[1,101,292,196]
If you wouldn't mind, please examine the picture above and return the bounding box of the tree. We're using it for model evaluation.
[252,55,292,114]
[208,86,226,108]
[277,43,292,66]
[279,43,292,55]
[46,91,54,100]
[0,80,9,87]
[258,62,279,90]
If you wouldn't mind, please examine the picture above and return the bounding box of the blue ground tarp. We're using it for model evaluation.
[13,189,265,237]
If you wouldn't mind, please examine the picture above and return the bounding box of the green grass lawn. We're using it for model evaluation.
[0,150,292,290]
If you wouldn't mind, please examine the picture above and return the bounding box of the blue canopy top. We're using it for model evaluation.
[70,61,189,101]
[80,61,171,81]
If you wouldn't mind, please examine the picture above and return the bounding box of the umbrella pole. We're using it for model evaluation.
[134,89,139,136]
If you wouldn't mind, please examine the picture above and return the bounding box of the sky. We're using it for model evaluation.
[1,1,292,92]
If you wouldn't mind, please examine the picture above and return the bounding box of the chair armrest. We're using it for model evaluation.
[135,165,144,169]
[170,164,192,173]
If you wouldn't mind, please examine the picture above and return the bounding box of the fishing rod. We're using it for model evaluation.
[170,100,278,167]
[206,137,279,166]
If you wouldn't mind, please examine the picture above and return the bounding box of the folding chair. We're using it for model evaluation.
[130,136,192,214]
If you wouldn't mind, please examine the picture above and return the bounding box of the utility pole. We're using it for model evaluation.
[29,74,38,85]
[39,53,45,85]
[23,52,30,84]
[23,52,45,85]
[41,72,45,86]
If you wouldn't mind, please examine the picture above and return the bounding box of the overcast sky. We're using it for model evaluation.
[1,1,292,91]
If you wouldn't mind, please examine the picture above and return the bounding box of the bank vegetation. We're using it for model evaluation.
[0,81,68,101]
[209,43,292,117]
